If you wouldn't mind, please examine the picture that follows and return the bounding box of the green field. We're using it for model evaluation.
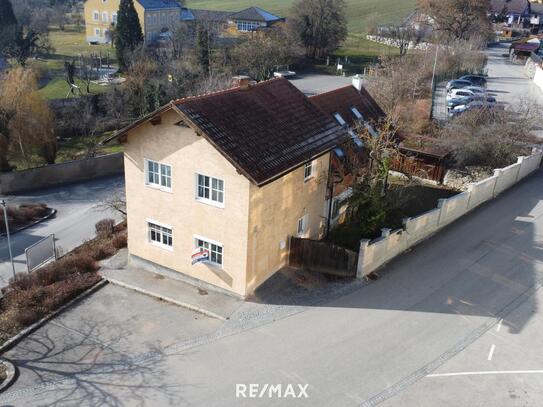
[30,27,116,100]
[187,0,417,34]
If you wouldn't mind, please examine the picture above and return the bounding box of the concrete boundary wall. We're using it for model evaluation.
[357,149,543,277]
[0,153,124,194]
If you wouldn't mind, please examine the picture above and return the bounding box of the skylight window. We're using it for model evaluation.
[351,107,364,120]
[333,113,347,126]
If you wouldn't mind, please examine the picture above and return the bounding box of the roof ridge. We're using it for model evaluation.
[309,84,356,99]
[172,77,284,105]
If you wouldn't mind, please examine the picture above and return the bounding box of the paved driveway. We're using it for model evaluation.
[0,176,125,286]
[2,170,543,406]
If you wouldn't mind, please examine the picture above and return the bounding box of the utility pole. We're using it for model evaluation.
[1,199,16,280]
[429,44,439,120]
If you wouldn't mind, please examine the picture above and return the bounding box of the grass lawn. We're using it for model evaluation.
[56,133,123,163]
[187,0,417,35]
[29,26,116,100]
[38,77,109,99]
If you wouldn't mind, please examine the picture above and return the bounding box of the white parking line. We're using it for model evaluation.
[496,319,503,332]
[487,344,496,361]
[428,370,543,378]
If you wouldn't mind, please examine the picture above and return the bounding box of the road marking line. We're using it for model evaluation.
[497,318,503,332]
[487,344,496,361]
[428,370,543,378]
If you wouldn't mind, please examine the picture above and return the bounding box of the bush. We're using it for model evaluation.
[112,231,127,249]
[95,218,115,240]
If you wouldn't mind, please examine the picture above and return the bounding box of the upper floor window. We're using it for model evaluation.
[196,174,224,207]
[93,11,100,21]
[146,159,172,191]
[153,14,158,25]
[148,221,173,249]
[146,15,152,26]
[161,13,167,25]
[304,161,314,181]
[237,21,259,32]
[95,28,101,36]
[102,11,108,22]
[333,112,347,126]
[112,12,117,23]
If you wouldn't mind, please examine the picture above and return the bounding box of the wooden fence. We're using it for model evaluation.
[288,236,358,278]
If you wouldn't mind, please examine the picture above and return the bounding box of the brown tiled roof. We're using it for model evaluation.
[309,85,385,128]
[174,78,349,185]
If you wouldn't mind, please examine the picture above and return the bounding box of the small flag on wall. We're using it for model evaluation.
[192,249,209,265]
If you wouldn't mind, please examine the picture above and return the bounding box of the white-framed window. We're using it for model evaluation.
[95,28,101,36]
[145,159,172,191]
[297,214,308,236]
[304,161,314,181]
[146,15,152,26]
[194,235,223,266]
[102,11,108,22]
[153,14,158,25]
[161,12,167,25]
[351,106,364,120]
[237,21,259,32]
[93,11,100,21]
[148,221,173,250]
[195,173,224,207]
[112,12,117,23]
[333,112,347,126]
[331,199,341,219]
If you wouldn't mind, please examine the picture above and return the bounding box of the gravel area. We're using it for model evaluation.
[0,363,6,384]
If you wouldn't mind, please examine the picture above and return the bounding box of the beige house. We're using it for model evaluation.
[84,0,182,44]
[107,77,353,297]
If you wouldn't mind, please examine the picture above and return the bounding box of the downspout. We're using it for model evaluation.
[325,153,334,240]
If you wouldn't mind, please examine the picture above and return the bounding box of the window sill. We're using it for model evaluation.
[149,241,174,251]
[304,176,314,183]
[195,198,225,209]
[145,183,173,194]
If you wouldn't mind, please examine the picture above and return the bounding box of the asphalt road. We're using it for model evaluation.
[0,176,125,286]
[2,170,543,406]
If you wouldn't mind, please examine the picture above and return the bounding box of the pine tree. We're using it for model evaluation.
[0,0,17,28]
[115,0,143,71]
[196,24,210,74]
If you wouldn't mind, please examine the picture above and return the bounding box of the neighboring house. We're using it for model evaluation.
[489,0,543,27]
[105,77,350,297]
[84,0,182,44]
[310,80,386,226]
[180,6,284,37]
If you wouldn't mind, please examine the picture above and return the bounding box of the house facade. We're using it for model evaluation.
[107,78,350,296]
[181,6,285,38]
[84,0,182,44]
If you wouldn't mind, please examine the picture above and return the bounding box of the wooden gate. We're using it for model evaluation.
[288,236,358,278]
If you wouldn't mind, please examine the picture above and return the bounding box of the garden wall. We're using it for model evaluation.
[357,149,543,277]
[0,153,124,194]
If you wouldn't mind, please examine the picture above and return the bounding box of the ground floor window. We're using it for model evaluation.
[195,236,223,266]
[148,221,173,249]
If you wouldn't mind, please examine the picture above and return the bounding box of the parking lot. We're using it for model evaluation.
[434,43,543,138]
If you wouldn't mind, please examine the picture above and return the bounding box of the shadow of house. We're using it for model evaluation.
[254,171,543,335]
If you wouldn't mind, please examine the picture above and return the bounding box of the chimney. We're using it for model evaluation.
[232,75,253,90]
[352,74,363,91]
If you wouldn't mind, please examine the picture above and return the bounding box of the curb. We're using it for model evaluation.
[0,279,108,355]
[105,277,227,321]
[0,208,57,238]
[0,359,17,393]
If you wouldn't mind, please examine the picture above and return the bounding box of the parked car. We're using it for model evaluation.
[447,95,473,110]
[464,86,486,95]
[446,79,472,92]
[449,100,501,118]
[446,89,475,101]
[459,75,487,87]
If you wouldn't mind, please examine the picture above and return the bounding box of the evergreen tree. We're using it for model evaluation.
[0,0,17,28]
[196,24,211,74]
[115,0,143,71]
